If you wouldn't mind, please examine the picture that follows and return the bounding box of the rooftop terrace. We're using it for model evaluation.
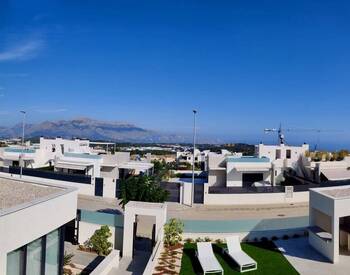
[0,178,63,212]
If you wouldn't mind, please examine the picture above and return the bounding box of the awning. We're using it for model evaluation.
[234,167,270,172]
[55,161,93,171]
[118,162,153,171]
[321,169,350,181]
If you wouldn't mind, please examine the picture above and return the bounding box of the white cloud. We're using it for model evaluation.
[0,39,44,62]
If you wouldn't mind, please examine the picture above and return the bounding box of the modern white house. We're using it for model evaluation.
[208,143,309,187]
[309,185,350,263]
[0,177,78,275]
[0,137,91,168]
[0,137,154,180]
[176,149,210,170]
[54,151,154,179]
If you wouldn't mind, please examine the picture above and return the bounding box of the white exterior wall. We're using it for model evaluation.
[204,184,309,205]
[226,162,271,187]
[0,183,78,274]
[0,138,92,168]
[78,221,115,247]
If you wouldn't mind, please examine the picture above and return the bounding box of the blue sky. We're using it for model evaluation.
[0,1,350,148]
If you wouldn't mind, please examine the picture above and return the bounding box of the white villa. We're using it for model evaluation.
[176,149,210,169]
[309,185,350,263]
[0,177,78,275]
[0,137,154,180]
[208,143,309,187]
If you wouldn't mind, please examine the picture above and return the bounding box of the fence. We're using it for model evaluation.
[3,166,92,184]
[209,180,350,194]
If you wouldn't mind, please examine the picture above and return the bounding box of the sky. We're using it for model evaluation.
[0,0,350,149]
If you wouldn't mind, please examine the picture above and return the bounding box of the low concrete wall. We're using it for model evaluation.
[309,231,334,262]
[143,240,164,275]
[90,250,120,275]
[204,184,309,205]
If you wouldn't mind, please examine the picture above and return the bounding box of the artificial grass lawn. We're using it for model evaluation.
[180,241,299,275]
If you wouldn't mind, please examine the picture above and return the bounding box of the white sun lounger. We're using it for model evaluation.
[196,242,224,275]
[224,236,257,273]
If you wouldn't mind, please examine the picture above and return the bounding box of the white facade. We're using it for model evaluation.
[0,177,78,275]
[0,137,91,168]
[176,149,210,168]
[309,186,350,263]
[208,143,309,188]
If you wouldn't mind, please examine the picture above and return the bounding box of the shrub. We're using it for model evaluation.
[88,225,112,256]
[195,237,204,243]
[293,233,300,238]
[204,237,212,242]
[119,175,169,208]
[271,236,279,241]
[63,252,74,266]
[164,218,184,247]
[282,235,289,240]
[185,238,194,244]
[215,239,223,244]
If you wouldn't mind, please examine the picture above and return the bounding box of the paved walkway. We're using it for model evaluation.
[110,250,151,275]
[65,242,104,273]
[275,237,350,275]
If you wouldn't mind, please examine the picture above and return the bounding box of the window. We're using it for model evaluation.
[26,238,42,275]
[7,248,24,275]
[286,150,291,159]
[6,228,62,275]
[276,149,281,159]
[45,229,60,275]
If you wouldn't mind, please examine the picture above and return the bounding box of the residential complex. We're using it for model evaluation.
[1,135,350,275]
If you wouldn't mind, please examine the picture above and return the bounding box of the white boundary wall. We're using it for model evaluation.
[204,184,309,205]
[90,250,120,275]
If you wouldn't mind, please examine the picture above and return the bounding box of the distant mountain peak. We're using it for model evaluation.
[0,117,190,143]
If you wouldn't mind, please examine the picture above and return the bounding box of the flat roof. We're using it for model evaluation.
[0,178,61,210]
[321,169,350,181]
[321,187,350,199]
[0,177,76,216]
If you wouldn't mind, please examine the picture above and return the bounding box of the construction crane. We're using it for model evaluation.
[264,124,340,150]
[264,124,285,145]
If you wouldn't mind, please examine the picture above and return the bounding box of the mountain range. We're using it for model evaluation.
[0,118,190,143]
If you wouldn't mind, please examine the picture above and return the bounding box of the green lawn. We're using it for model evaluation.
[180,241,299,275]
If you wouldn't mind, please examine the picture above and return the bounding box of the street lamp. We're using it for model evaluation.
[20,111,26,178]
[191,109,197,206]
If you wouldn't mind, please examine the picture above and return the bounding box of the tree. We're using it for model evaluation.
[88,225,112,256]
[119,175,169,208]
[164,218,184,247]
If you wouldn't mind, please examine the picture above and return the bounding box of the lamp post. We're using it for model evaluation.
[20,111,26,178]
[191,109,197,206]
